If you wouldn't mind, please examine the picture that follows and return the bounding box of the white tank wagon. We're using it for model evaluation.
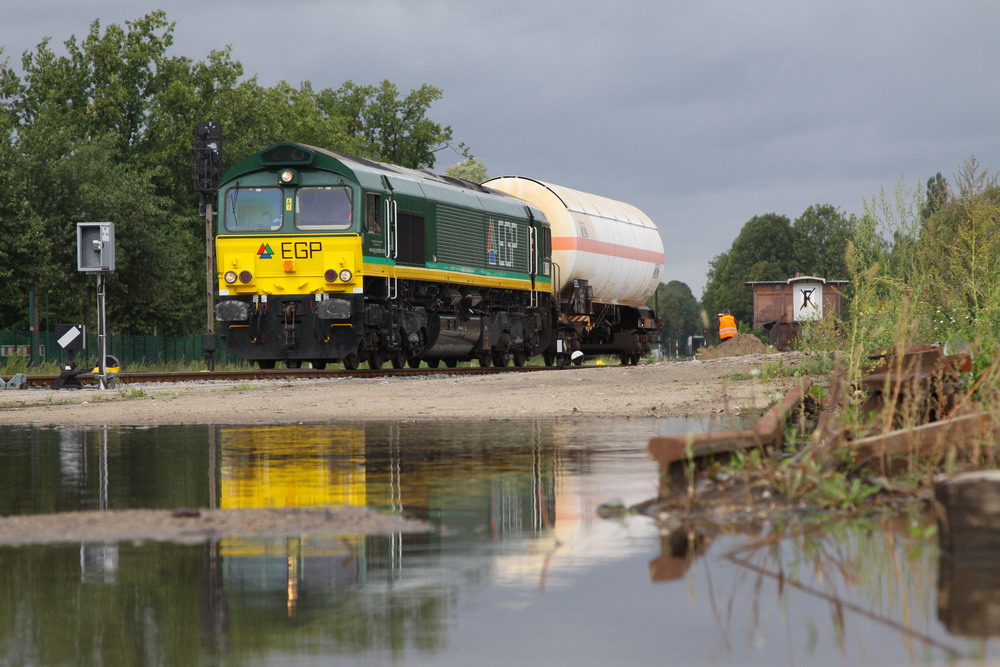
[483,176,664,364]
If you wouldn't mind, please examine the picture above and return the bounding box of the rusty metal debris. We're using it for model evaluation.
[859,344,972,426]
[646,344,994,503]
[848,344,995,472]
[647,379,813,499]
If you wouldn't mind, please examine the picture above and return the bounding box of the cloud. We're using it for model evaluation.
[4,0,1000,298]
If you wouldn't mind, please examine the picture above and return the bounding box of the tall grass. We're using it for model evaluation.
[799,159,1000,386]
[742,159,1000,508]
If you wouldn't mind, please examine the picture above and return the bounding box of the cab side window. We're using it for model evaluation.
[364,193,381,233]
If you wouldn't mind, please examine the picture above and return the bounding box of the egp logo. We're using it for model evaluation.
[257,243,275,259]
[487,219,518,267]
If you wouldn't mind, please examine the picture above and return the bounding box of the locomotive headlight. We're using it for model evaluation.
[324,269,338,283]
[224,270,238,284]
[339,269,353,282]
[239,270,253,284]
[280,169,296,184]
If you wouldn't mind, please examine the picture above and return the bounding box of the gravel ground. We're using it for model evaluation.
[0,353,806,426]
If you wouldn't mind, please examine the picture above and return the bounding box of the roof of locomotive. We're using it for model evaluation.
[221,142,546,223]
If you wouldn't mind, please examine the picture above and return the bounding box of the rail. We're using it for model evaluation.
[4,363,574,389]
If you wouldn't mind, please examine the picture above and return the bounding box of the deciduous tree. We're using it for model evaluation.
[647,280,702,343]
[445,157,489,183]
[0,11,467,335]
[320,80,462,168]
[792,204,852,280]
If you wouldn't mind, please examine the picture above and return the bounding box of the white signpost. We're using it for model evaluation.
[792,282,823,322]
[77,223,115,390]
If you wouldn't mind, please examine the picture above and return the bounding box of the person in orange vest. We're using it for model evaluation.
[718,310,737,341]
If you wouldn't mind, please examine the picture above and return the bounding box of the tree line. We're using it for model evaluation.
[0,11,463,334]
[647,204,853,344]
[653,164,1000,355]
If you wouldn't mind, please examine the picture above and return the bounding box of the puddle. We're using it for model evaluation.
[0,418,997,664]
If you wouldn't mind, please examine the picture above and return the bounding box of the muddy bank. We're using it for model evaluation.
[0,507,430,546]
[699,332,768,360]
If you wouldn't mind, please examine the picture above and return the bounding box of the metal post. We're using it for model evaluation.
[28,287,40,367]
[204,202,217,371]
[97,274,107,390]
[206,202,215,333]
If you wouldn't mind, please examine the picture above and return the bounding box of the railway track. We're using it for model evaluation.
[10,364,566,389]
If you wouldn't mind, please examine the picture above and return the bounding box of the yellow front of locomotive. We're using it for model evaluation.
[217,168,361,297]
[214,155,366,367]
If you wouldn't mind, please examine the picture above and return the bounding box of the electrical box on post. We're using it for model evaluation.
[77,222,115,272]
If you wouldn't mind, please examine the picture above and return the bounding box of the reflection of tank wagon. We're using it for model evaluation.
[212,143,664,368]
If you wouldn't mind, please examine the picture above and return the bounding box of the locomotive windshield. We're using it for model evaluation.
[295,186,354,230]
[224,187,282,231]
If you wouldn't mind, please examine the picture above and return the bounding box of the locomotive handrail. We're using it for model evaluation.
[384,199,391,258]
[391,200,398,259]
[529,226,536,276]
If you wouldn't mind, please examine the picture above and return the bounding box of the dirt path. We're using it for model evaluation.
[0,353,809,426]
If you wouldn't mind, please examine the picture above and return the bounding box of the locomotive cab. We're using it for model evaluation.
[214,145,367,368]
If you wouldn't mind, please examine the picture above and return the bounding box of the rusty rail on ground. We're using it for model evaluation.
[647,379,813,499]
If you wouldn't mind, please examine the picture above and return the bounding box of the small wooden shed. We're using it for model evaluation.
[745,275,848,350]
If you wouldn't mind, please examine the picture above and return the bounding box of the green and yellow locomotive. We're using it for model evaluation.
[213,143,555,369]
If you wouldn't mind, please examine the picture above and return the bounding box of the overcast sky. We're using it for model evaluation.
[6,1,1000,296]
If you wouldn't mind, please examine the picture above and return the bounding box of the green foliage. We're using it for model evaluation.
[842,159,1000,380]
[757,353,835,380]
[702,206,853,328]
[921,172,948,220]
[0,11,464,335]
[445,156,489,183]
[792,204,852,280]
[807,475,879,510]
[321,80,461,168]
[647,280,702,340]
[703,213,793,324]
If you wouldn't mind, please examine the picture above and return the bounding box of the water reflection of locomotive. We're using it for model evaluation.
[213,142,665,369]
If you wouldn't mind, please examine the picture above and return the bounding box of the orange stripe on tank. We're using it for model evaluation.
[552,237,664,264]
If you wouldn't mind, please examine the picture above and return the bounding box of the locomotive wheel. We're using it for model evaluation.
[542,351,555,367]
[407,358,421,369]
[631,354,641,366]
[620,354,630,366]
[391,350,406,369]
[342,352,360,370]
[477,353,491,367]
[512,350,526,367]
[491,350,509,367]
[444,358,458,368]
[426,358,441,368]
[367,349,385,370]
[285,360,302,369]
[257,360,276,369]
[311,361,327,370]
